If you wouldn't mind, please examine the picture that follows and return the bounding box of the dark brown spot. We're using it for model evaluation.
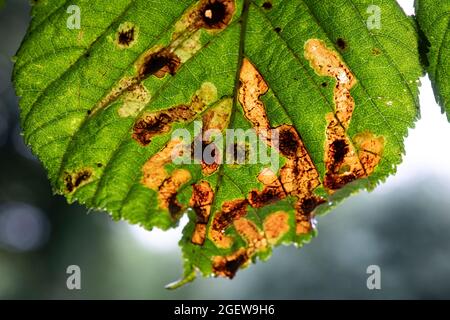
[277,126,300,158]
[274,27,281,33]
[118,27,135,46]
[336,37,348,51]
[133,105,195,146]
[331,139,348,164]
[213,249,248,278]
[212,200,248,236]
[167,194,183,218]
[64,169,92,193]
[299,196,325,215]
[190,181,214,245]
[138,49,181,80]
[96,163,103,168]
[262,1,273,10]
[248,187,285,208]
[321,82,328,88]
[324,173,358,191]
[132,113,172,146]
[198,0,235,30]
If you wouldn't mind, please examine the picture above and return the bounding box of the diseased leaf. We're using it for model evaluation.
[13,0,422,286]
[415,0,450,120]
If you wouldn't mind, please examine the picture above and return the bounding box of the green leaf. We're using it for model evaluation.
[13,0,422,286]
[415,0,450,120]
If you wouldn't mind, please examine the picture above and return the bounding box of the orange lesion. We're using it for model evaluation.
[141,139,191,216]
[190,181,215,245]
[209,199,248,249]
[238,58,325,236]
[304,39,385,192]
[263,211,290,244]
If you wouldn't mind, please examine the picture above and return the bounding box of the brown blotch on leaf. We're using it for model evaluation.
[264,211,290,244]
[191,98,232,175]
[239,58,325,235]
[238,58,270,131]
[197,0,235,30]
[115,22,138,49]
[212,248,248,279]
[336,37,348,51]
[295,196,325,235]
[133,83,218,146]
[277,125,300,159]
[142,139,183,190]
[138,48,181,80]
[190,181,214,245]
[262,1,273,10]
[305,39,384,192]
[210,199,248,248]
[64,169,93,193]
[132,106,195,146]
[158,169,191,218]
[248,168,286,208]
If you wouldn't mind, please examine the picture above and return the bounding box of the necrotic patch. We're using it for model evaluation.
[263,211,290,244]
[190,181,214,245]
[132,82,218,146]
[209,199,248,249]
[304,39,384,192]
[238,58,325,235]
[212,248,248,278]
[115,22,138,49]
[64,168,93,193]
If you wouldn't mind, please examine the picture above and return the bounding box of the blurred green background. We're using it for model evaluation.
[1,0,450,299]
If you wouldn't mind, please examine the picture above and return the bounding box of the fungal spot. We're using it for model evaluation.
[132,82,217,146]
[190,181,214,245]
[64,169,93,193]
[274,27,281,33]
[321,82,328,88]
[158,169,191,218]
[336,37,348,51]
[115,22,138,49]
[118,83,151,118]
[210,199,248,248]
[305,39,384,192]
[262,1,273,10]
[138,48,181,80]
[212,248,248,279]
[96,163,103,168]
[198,0,235,30]
[263,211,290,244]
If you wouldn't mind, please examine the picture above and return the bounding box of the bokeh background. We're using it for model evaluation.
[1,0,450,299]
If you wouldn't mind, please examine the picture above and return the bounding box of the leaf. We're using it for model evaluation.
[13,0,422,286]
[415,0,450,120]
